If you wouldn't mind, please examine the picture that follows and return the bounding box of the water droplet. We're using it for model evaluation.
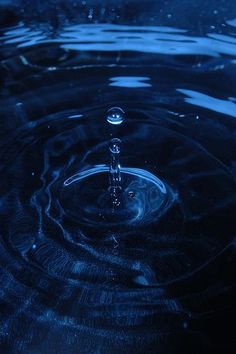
[107,107,125,125]
[109,138,121,154]
[88,8,93,19]
[128,191,135,198]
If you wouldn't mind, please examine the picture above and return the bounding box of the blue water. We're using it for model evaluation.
[0,1,236,353]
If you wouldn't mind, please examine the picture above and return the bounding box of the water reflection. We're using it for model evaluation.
[1,22,236,57]
[109,76,151,88]
[177,88,236,118]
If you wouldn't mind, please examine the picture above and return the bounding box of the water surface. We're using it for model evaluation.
[0,2,236,353]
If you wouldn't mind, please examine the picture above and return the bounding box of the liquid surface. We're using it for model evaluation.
[0,1,236,354]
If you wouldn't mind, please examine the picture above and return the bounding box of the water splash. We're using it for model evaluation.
[109,138,122,207]
[61,108,173,227]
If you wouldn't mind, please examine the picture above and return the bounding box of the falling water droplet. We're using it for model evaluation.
[109,138,121,155]
[128,191,135,198]
[107,107,125,125]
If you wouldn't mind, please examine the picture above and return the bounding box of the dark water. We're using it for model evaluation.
[0,1,236,353]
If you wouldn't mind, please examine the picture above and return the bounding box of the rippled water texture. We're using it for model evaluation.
[0,1,236,353]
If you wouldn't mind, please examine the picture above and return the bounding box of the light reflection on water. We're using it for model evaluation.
[2,22,236,57]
